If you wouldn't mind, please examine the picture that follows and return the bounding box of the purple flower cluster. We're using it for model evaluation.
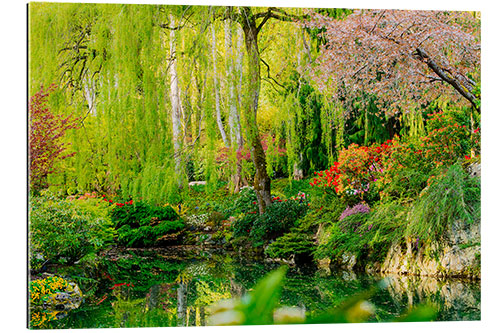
[339,203,371,221]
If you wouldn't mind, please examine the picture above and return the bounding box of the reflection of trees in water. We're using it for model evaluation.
[171,261,236,327]
[177,282,188,326]
[381,274,480,321]
[105,257,480,327]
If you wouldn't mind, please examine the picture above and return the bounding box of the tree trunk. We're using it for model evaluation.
[240,7,272,213]
[83,75,97,116]
[225,16,244,193]
[415,47,480,112]
[211,22,229,147]
[169,14,183,187]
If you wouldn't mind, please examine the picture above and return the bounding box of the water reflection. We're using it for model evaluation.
[380,274,480,321]
[50,252,480,328]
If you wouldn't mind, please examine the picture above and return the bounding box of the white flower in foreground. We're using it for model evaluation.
[208,310,245,326]
[346,300,375,323]
[273,306,306,324]
[208,298,237,315]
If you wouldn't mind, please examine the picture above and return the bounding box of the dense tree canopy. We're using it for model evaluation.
[307,9,481,114]
[28,3,480,211]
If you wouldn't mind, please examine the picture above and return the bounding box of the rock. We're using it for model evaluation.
[317,258,331,274]
[341,270,357,281]
[380,219,480,278]
[468,162,481,178]
[340,252,357,270]
[37,282,83,312]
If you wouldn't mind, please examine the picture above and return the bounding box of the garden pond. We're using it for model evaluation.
[32,247,480,328]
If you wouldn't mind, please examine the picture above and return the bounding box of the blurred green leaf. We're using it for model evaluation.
[306,286,377,324]
[395,303,438,322]
[239,266,288,325]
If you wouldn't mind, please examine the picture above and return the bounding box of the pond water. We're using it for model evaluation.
[40,248,480,328]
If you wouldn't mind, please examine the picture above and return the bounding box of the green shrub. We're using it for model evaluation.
[229,187,258,215]
[111,201,183,247]
[111,202,178,228]
[381,167,431,202]
[264,230,315,261]
[250,200,308,242]
[232,213,257,238]
[314,201,408,263]
[29,192,115,266]
[117,220,184,247]
[406,164,480,243]
[314,213,370,261]
[232,199,309,247]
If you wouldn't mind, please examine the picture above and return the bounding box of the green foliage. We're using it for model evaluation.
[228,187,257,216]
[111,201,183,247]
[314,212,369,261]
[111,202,178,229]
[208,267,438,325]
[117,220,184,247]
[242,266,288,325]
[264,230,315,261]
[232,213,256,239]
[422,110,474,166]
[271,178,313,198]
[315,200,408,263]
[232,198,309,247]
[380,161,432,202]
[250,200,308,243]
[29,192,115,266]
[406,164,481,243]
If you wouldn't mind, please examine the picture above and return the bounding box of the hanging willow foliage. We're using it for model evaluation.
[30,3,479,205]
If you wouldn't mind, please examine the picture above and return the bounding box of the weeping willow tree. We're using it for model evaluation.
[29,3,182,203]
[31,3,465,207]
[29,3,251,203]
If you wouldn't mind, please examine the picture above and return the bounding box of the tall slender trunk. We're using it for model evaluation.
[211,22,229,147]
[240,7,272,213]
[169,14,183,186]
[83,75,97,116]
[225,17,244,193]
[225,19,243,147]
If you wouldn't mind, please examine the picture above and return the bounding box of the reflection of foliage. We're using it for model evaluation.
[103,252,186,295]
[208,267,438,325]
[42,256,479,328]
[192,279,231,307]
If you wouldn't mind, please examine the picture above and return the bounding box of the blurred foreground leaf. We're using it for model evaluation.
[395,303,438,322]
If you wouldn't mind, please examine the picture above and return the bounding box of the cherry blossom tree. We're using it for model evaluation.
[307,9,480,114]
